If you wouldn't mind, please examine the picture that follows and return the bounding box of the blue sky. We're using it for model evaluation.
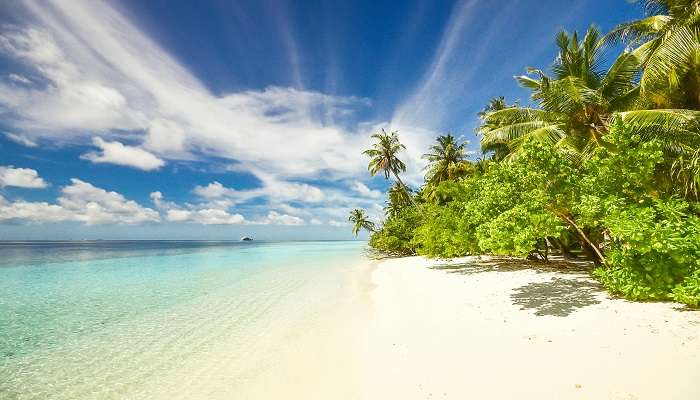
[0,0,641,240]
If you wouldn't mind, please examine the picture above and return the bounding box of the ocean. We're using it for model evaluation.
[0,240,368,399]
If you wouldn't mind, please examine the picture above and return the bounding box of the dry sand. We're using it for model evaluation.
[161,255,700,399]
[360,256,700,400]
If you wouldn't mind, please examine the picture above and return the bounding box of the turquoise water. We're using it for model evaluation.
[0,240,367,399]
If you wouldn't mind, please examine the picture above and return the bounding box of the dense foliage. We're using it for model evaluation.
[354,0,700,307]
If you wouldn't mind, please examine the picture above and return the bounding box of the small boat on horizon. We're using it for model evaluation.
[240,236,253,241]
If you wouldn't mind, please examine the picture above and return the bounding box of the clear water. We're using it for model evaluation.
[0,240,367,399]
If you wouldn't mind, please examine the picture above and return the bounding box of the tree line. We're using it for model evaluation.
[349,1,700,306]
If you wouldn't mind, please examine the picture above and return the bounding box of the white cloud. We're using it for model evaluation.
[150,190,245,225]
[165,208,245,225]
[194,181,238,199]
[0,198,72,223]
[0,165,48,188]
[351,181,382,199]
[261,175,325,203]
[149,191,174,210]
[258,211,305,226]
[4,132,38,147]
[82,137,165,170]
[150,186,378,228]
[194,175,325,205]
[276,203,311,217]
[0,3,373,182]
[144,118,187,156]
[57,179,160,224]
[0,179,159,224]
[8,73,32,84]
[0,27,146,133]
[0,0,435,228]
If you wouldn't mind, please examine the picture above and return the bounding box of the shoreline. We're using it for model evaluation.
[180,253,700,399]
[7,247,697,399]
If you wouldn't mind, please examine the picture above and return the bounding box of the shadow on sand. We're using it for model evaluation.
[431,256,592,276]
[432,256,603,317]
[510,278,602,317]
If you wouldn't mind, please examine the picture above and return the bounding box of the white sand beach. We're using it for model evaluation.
[359,256,700,400]
[150,255,700,400]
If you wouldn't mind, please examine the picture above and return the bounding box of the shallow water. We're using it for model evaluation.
[0,240,367,399]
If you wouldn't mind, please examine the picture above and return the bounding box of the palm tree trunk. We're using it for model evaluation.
[392,171,424,215]
[559,213,606,265]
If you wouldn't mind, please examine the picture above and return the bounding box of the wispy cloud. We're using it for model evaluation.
[4,132,37,147]
[4,0,534,228]
[392,0,521,132]
[266,0,304,89]
[0,0,373,180]
[7,73,32,84]
[0,0,394,224]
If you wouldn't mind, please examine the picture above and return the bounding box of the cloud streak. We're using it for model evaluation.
[0,0,374,180]
[0,0,400,228]
[391,0,521,132]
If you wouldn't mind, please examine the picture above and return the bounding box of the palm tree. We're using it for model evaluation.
[384,182,413,217]
[479,26,641,161]
[604,2,700,196]
[348,209,375,237]
[363,129,421,210]
[479,97,514,160]
[606,0,700,109]
[478,97,509,119]
[422,134,473,186]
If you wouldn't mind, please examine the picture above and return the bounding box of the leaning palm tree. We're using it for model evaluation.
[363,129,421,210]
[422,134,474,186]
[479,26,641,161]
[348,209,375,237]
[605,0,700,109]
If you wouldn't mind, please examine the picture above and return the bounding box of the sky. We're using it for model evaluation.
[0,0,641,240]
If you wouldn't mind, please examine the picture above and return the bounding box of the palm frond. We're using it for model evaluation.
[480,121,555,148]
[672,147,700,198]
[641,25,700,94]
[616,109,700,152]
[540,77,607,114]
[600,52,642,99]
[604,15,670,45]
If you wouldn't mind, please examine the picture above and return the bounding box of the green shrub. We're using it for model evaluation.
[593,198,700,303]
[368,121,700,306]
[582,122,700,305]
[412,140,573,258]
[369,207,421,255]
[672,269,700,307]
